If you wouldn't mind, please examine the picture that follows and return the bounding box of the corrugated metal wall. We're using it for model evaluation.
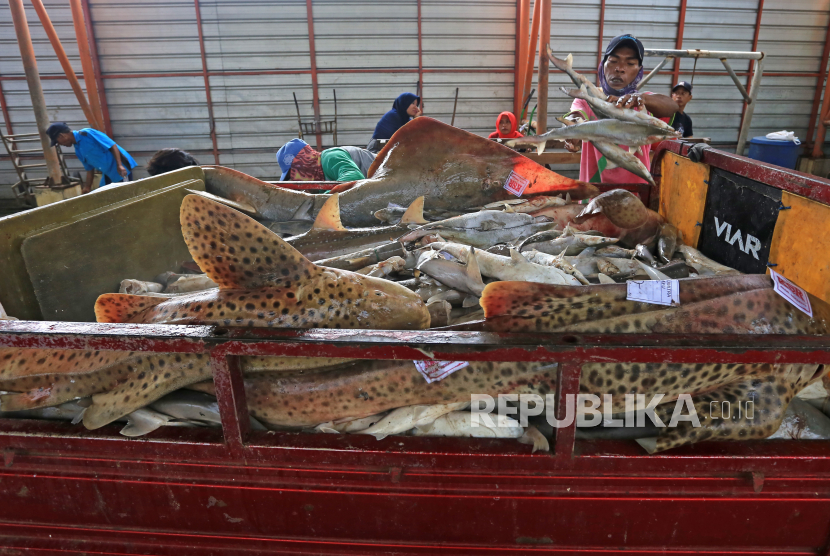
[1,0,829,190]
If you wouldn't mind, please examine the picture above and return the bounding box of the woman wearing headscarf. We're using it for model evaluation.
[367,92,422,152]
[276,139,374,182]
[564,35,678,185]
[488,111,524,139]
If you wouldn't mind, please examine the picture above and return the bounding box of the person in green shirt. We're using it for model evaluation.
[276,138,375,182]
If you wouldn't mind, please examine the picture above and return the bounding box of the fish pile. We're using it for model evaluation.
[0,117,827,454]
[504,47,682,186]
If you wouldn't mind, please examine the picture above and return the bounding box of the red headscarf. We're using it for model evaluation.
[288,144,325,181]
[488,111,524,139]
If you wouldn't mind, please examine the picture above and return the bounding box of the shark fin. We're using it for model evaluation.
[509,248,529,265]
[399,196,429,225]
[466,247,486,293]
[180,194,319,289]
[536,140,547,155]
[95,294,166,323]
[120,408,172,437]
[310,193,346,232]
[597,273,616,284]
[565,53,573,67]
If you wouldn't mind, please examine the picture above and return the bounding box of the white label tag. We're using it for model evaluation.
[414,360,469,383]
[503,170,530,197]
[770,269,812,317]
[626,279,680,306]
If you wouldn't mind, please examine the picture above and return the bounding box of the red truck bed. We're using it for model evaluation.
[0,142,829,554]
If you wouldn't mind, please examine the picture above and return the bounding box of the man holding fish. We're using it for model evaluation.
[563,35,678,184]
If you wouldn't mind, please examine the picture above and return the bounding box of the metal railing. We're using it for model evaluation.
[638,48,765,155]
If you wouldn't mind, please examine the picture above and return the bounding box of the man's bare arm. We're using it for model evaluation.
[110,145,128,178]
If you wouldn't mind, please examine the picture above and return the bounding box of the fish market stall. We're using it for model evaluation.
[0,119,830,553]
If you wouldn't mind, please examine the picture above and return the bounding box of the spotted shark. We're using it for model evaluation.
[478,274,830,452]
[0,194,429,430]
[188,359,559,428]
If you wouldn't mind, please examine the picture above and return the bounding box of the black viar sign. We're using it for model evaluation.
[697,169,782,274]
[712,217,762,260]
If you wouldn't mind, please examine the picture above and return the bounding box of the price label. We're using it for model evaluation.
[626,279,680,306]
[503,170,530,197]
[414,360,469,383]
[770,269,812,317]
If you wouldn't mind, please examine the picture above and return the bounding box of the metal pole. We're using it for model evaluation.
[813,74,830,158]
[636,57,670,90]
[305,0,322,150]
[451,87,459,127]
[536,0,551,134]
[809,21,830,157]
[29,0,100,130]
[644,49,763,60]
[720,59,752,103]
[194,0,219,165]
[8,0,63,185]
[736,56,764,156]
[595,0,605,69]
[417,0,424,110]
[522,0,541,108]
[514,0,529,117]
[671,0,687,88]
[738,0,764,143]
[0,75,13,134]
[69,0,104,133]
[80,0,112,136]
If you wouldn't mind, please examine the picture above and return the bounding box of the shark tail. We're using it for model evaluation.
[640,366,819,453]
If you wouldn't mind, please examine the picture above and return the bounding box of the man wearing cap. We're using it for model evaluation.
[276,138,375,182]
[670,81,694,138]
[564,35,679,185]
[46,122,137,194]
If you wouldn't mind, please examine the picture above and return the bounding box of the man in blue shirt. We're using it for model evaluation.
[46,122,137,193]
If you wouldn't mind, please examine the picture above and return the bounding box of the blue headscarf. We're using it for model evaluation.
[372,92,420,140]
[598,56,644,97]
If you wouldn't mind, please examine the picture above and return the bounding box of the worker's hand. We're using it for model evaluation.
[81,185,91,194]
[413,104,423,118]
[613,93,645,110]
[117,164,129,179]
[564,140,581,153]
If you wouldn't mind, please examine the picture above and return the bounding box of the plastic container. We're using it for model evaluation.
[747,135,801,169]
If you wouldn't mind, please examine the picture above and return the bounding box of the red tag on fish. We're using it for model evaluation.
[503,170,530,197]
[770,269,812,317]
[414,360,469,383]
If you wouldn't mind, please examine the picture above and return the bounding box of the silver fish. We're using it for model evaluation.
[546,49,607,100]
[508,118,679,156]
[416,249,486,296]
[591,141,656,186]
[426,242,579,286]
[399,211,557,249]
[562,84,678,133]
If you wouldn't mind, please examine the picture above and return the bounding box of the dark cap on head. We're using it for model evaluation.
[604,34,644,65]
[45,122,71,146]
[673,81,693,93]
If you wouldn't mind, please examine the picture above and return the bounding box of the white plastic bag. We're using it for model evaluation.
[765,130,801,145]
